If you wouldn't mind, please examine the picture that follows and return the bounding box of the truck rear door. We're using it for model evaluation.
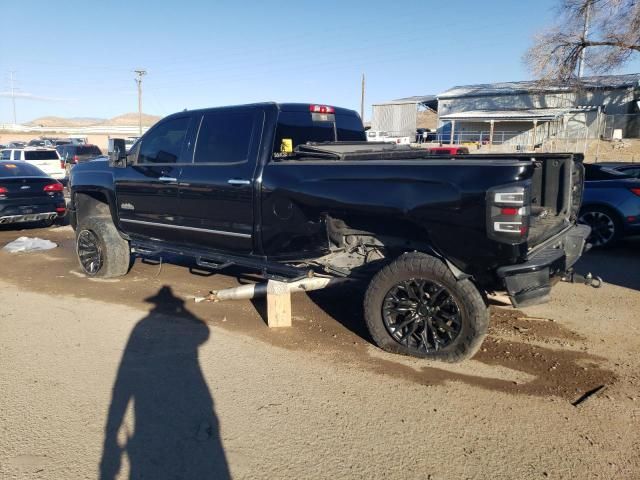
[176,107,263,253]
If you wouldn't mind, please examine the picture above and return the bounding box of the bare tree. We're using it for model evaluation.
[525,0,640,82]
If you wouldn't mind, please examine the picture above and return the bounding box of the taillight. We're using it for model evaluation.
[0,186,7,196]
[44,183,64,193]
[487,185,530,243]
[73,155,79,163]
[60,160,65,169]
[309,104,335,114]
[630,188,640,197]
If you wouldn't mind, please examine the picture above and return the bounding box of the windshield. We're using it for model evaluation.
[273,111,365,159]
[77,146,102,155]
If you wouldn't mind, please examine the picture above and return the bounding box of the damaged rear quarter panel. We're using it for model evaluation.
[259,160,531,274]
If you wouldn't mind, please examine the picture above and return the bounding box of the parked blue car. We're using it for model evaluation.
[579,164,640,247]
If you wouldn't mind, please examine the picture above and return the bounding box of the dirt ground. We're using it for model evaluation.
[0,223,639,479]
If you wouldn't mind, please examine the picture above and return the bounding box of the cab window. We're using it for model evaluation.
[194,110,256,164]
[138,116,191,164]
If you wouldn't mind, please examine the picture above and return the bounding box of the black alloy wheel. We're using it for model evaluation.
[77,229,103,275]
[382,278,462,353]
[578,208,620,247]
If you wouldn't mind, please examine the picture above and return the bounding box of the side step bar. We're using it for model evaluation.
[130,239,314,283]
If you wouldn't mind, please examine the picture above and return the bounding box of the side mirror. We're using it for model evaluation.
[108,138,127,168]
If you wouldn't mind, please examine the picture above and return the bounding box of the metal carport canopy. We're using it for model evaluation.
[439,109,578,122]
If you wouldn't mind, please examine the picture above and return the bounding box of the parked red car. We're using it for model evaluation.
[425,146,469,155]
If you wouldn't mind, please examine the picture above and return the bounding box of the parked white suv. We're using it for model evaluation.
[1,148,66,180]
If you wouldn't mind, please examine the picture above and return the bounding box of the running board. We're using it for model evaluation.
[130,239,313,283]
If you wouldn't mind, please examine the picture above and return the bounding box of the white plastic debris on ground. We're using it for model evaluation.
[2,237,57,253]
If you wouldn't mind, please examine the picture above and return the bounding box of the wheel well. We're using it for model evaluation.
[75,191,111,223]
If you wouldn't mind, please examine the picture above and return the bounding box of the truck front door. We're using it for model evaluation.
[176,107,263,253]
[114,114,194,243]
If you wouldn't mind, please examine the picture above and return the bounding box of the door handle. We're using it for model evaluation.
[227,179,251,186]
[158,176,178,182]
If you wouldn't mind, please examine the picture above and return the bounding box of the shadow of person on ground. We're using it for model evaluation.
[99,285,230,480]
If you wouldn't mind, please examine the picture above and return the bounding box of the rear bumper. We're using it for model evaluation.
[497,224,591,307]
[0,212,58,225]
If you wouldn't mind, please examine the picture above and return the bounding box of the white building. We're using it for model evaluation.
[436,74,640,147]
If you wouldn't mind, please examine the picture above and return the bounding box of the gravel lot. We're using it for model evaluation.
[0,224,639,479]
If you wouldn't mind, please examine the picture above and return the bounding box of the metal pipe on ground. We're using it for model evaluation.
[195,276,349,303]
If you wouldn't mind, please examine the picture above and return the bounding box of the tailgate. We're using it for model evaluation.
[28,159,59,173]
[527,155,584,247]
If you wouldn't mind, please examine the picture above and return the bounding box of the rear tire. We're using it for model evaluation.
[364,253,488,362]
[75,217,130,278]
[579,206,623,248]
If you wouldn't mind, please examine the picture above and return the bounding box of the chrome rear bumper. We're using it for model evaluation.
[0,212,57,224]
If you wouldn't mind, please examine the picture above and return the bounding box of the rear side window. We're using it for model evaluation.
[194,110,256,164]
[0,162,46,177]
[24,150,59,160]
[138,116,191,164]
[1,150,10,160]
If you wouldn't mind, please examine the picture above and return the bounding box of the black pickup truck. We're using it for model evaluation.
[69,103,590,362]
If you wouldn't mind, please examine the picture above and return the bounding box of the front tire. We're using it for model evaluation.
[364,253,488,362]
[75,217,130,278]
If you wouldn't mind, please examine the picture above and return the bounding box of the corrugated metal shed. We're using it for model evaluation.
[438,73,640,99]
[371,95,438,135]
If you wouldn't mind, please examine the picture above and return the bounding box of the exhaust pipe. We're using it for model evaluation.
[195,276,349,303]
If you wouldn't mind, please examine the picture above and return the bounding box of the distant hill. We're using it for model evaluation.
[26,113,162,128]
[26,116,105,127]
[103,113,161,126]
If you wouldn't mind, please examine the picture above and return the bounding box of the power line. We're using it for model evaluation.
[134,69,147,135]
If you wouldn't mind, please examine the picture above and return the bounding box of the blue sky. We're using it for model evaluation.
[2,0,639,123]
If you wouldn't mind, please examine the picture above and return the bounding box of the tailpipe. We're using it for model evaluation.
[195,276,349,303]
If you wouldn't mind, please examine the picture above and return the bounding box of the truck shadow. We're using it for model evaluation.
[572,236,640,291]
[99,285,230,480]
[303,287,615,401]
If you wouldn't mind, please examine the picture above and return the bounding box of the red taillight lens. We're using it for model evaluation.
[60,160,65,169]
[309,104,335,114]
[56,206,66,214]
[44,183,64,193]
[0,187,8,195]
[630,188,640,197]
[73,155,79,163]
[501,207,519,216]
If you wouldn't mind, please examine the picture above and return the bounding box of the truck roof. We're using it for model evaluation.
[164,102,360,119]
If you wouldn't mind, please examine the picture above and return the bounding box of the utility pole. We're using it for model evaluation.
[134,69,147,135]
[577,0,592,78]
[9,70,17,124]
[360,73,365,122]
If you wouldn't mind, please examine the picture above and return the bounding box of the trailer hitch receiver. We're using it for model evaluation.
[561,271,603,288]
